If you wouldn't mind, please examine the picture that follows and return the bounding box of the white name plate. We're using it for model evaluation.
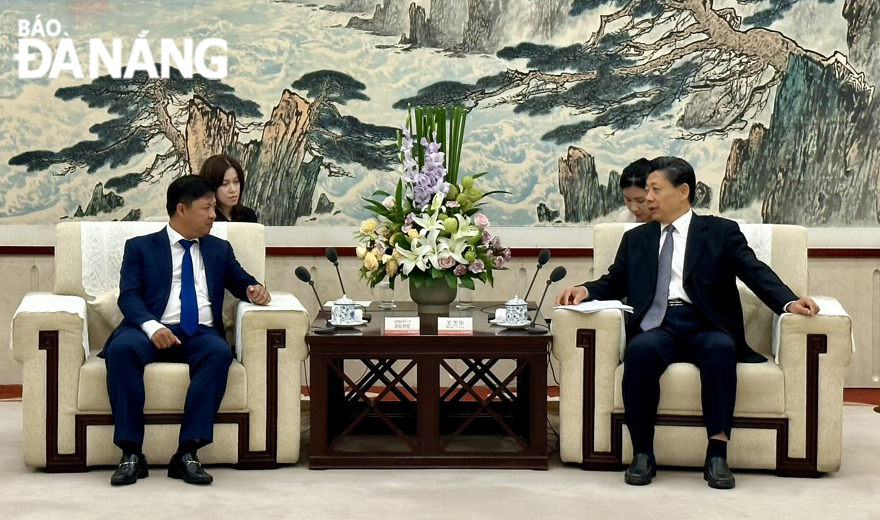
[384,317,420,335]
[438,317,473,335]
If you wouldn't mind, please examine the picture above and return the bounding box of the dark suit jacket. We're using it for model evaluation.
[215,206,258,223]
[583,214,797,362]
[105,228,259,349]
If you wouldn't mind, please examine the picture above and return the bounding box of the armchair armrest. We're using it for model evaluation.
[774,296,853,366]
[235,292,310,463]
[551,308,626,463]
[551,308,625,362]
[11,294,88,467]
[12,293,89,364]
[773,295,852,472]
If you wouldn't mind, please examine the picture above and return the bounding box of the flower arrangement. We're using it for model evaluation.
[356,106,510,292]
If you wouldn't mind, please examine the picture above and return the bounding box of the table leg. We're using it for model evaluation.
[418,355,439,455]
[309,355,329,459]
[529,353,547,457]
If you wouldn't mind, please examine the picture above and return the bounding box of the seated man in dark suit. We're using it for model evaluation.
[103,175,271,486]
[556,157,818,489]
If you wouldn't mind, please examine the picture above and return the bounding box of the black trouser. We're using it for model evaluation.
[623,304,737,455]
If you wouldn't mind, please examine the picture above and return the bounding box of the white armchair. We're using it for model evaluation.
[12,222,310,471]
[551,223,853,476]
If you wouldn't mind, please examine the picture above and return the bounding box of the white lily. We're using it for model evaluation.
[395,237,433,275]
[412,207,444,238]
[423,228,452,269]
[447,214,481,264]
[429,192,445,213]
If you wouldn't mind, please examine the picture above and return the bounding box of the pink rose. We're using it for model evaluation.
[473,213,490,228]
[437,256,455,269]
[382,196,396,209]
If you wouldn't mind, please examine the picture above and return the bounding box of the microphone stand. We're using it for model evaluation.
[325,248,347,297]
[524,265,544,304]
[295,266,334,334]
[308,280,335,334]
[526,266,566,335]
[524,249,551,311]
[525,281,553,335]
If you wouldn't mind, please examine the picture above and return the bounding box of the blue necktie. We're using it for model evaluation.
[641,225,675,331]
[179,239,199,336]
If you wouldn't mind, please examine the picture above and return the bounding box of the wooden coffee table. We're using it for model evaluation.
[307,302,549,469]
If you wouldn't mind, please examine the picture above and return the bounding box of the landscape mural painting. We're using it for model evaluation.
[1,0,877,227]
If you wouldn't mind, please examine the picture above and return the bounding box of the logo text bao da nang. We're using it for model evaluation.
[14,16,228,80]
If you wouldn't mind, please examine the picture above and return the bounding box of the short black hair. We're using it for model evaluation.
[166,175,216,217]
[619,158,652,190]
[649,156,696,204]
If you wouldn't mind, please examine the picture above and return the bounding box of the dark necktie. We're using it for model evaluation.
[641,225,675,331]
[179,239,198,336]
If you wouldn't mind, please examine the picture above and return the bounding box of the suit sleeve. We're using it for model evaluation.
[223,242,259,302]
[116,239,159,326]
[583,231,629,301]
[727,224,798,315]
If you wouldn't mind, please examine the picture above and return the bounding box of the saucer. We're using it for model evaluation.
[489,319,530,329]
[328,319,368,329]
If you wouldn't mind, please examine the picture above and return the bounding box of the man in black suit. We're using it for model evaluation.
[102,175,271,486]
[557,157,818,489]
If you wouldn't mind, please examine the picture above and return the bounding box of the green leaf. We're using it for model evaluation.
[431,267,443,279]
[444,271,457,290]
[460,275,475,291]
[471,171,489,179]
[372,190,391,197]
[395,179,403,214]
[480,190,511,199]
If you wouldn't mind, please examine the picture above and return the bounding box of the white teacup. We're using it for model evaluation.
[331,296,361,324]
[504,296,530,325]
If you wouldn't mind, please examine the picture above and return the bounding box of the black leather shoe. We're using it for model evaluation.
[168,452,213,485]
[704,456,736,489]
[624,453,656,486]
[110,453,148,486]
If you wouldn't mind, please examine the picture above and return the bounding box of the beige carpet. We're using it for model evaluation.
[0,402,878,520]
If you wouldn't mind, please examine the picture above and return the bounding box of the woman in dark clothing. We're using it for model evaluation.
[615,158,653,223]
[198,154,259,222]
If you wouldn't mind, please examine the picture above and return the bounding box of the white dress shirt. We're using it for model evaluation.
[141,225,214,339]
[659,210,693,304]
[659,211,796,312]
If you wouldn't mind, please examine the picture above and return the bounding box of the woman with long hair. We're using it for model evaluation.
[198,154,258,223]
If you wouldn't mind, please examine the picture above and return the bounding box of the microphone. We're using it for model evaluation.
[526,266,566,335]
[294,266,334,334]
[524,249,551,310]
[325,247,347,297]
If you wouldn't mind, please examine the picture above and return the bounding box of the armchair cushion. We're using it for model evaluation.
[77,356,248,412]
[612,361,785,415]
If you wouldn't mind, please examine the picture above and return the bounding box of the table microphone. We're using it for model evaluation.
[524,249,551,309]
[324,247,347,297]
[526,266,566,335]
[294,266,334,334]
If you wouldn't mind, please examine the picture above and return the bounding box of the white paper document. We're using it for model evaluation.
[554,300,633,313]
